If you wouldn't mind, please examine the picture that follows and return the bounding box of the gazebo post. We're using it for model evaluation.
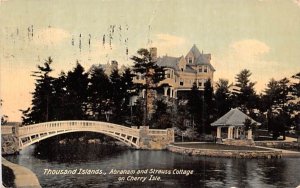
[235,128,239,139]
[217,127,221,139]
[247,129,252,139]
[227,127,233,139]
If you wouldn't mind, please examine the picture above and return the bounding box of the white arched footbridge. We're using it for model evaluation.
[15,120,174,150]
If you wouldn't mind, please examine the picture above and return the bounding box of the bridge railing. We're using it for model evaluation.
[148,129,168,135]
[18,121,140,137]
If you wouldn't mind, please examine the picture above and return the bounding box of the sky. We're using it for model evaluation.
[1,0,300,122]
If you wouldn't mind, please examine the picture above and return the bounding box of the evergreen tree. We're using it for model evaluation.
[151,99,172,129]
[88,65,111,120]
[121,68,135,106]
[203,79,214,133]
[290,73,300,136]
[215,79,232,117]
[263,77,292,139]
[131,48,165,127]
[234,69,258,113]
[120,68,135,123]
[131,97,144,126]
[22,57,55,124]
[52,72,67,120]
[0,99,8,125]
[64,62,89,120]
[110,68,124,123]
[291,72,300,98]
[187,82,202,133]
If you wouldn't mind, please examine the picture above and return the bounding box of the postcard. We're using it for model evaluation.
[1,0,300,187]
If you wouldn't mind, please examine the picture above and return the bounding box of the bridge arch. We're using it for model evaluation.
[17,121,141,150]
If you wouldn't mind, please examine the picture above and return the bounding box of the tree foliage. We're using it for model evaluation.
[1,99,8,125]
[22,57,55,124]
[234,69,258,113]
[88,65,111,120]
[215,79,232,117]
[131,48,165,127]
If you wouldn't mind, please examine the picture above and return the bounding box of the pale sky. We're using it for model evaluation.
[1,0,300,121]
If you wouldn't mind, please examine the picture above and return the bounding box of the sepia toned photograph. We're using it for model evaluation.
[1,0,300,187]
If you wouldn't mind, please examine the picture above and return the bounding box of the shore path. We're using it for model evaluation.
[255,137,300,157]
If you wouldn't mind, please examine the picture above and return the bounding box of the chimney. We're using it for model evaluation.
[111,60,118,71]
[149,47,157,62]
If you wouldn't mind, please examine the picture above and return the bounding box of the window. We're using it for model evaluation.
[188,57,193,64]
[199,66,203,72]
[204,66,208,73]
[180,79,184,86]
[198,81,202,87]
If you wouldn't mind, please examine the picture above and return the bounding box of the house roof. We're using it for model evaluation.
[157,45,215,72]
[156,56,180,70]
[211,108,261,127]
[185,65,197,73]
[186,45,216,71]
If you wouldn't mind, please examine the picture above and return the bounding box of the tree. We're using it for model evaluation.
[88,65,111,120]
[131,48,165,127]
[234,69,258,113]
[109,68,124,123]
[215,79,232,117]
[121,68,135,106]
[291,72,300,98]
[64,62,89,120]
[0,99,8,125]
[244,118,257,138]
[203,79,214,133]
[120,68,136,124]
[131,97,144,126]
[151,99,172,129]
[290,73,300,137]
[22,57,55,124]
[51,72,68,120]
[187,82,202,133]
[263,77,292,139]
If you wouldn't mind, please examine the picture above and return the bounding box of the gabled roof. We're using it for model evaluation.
[156,45,216,72]
[187,44,202,60]
[186,44,215,71]
[211,108,261,127]
[156,56,180,70]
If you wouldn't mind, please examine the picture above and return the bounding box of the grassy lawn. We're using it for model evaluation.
[173,143,269,151]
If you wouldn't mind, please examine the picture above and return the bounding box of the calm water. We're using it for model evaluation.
[5,145,300,188]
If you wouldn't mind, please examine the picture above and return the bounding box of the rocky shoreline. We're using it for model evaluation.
[167,143,282,159]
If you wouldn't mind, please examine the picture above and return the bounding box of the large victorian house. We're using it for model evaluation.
[133,45,215,99]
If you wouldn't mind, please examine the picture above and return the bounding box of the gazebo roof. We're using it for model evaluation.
[211,108,261,127]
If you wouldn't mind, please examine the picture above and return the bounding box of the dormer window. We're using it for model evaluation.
[188,57,193,64]
[199,66,203,72]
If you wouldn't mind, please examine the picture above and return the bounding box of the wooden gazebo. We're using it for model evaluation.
[211,108,261,143]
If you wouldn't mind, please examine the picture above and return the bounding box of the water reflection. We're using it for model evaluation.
[5,145,300,188]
